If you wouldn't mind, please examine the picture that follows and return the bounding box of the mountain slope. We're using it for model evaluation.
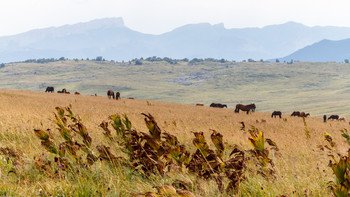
[278,38,350,62]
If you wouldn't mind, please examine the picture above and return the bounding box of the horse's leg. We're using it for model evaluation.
[246,110,249,115]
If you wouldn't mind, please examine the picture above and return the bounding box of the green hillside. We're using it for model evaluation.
[1,60,350,117]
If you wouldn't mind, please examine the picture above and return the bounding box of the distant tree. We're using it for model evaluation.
[247,58,255,62]
[276,59,280,63]
[0,63,4,68]
[86,58,90,61]
[135,60,143,65]
[220,58,226,63]
[182,58,189,62]
[96,56,103,61]
[59,57,65,61]
[345,59,349,63]
[260,59,264,62]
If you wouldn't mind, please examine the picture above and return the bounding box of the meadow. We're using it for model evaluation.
[1,60,350,117]
[0,89,349,196]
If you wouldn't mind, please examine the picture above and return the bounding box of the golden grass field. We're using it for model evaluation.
[0,89,349,196]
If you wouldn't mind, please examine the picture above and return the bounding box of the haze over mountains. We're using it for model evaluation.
[1,17,350,63]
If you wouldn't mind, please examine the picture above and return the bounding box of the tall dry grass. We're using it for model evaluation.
[0,89,348,196]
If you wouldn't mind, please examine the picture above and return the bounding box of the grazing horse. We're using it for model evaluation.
[210,103,227,108]
[196,104,204,106]
[107,90,115,99]
[116,92,120,100]
[45,86,54,93]
[328,115,339,120]
[291,111,300,117]
[74,92,80,95]
[271,111,282,118]
[235,104,256,114]
[57,88,67,94]
[339,117,346,121]
[300,112,310,117]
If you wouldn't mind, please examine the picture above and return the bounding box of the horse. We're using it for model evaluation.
[116,92,121,100]
[323,115,327,123]
[328,115,339,120]
[339,117,346,121]
[74,92,80,95]
[300,112,310,117]
[210,103,227,108]
[107,90,115,99]
[271,111,282,118]
[57,88,67,94]
[45,86,54,93]
[291,111,300,117]
[235,104,256,114]
[196,104,204,106]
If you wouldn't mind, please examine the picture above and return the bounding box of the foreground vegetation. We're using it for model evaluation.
[1,89,350,196]
[1,59,350,117]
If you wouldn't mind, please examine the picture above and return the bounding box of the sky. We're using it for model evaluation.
[0,0,350,36]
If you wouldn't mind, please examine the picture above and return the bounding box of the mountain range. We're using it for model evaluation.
[1,17,350,63]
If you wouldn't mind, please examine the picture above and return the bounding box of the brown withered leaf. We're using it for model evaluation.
[210,130,224,159]
[142,113,161,141]
[99,121,113,141]
[265,138,279,151]
[41,139,58,154]
[34,129,50,141]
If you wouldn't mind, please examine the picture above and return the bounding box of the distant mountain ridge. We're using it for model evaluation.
[278,38,350,62]
[2,18,350,63]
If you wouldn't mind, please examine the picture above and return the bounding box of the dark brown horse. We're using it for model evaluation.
[271,111,282,118]
[235,104,256,114]
[74,92,80,95]
[116,92,120,100]
[107,90,115,99]
[291,111,300,116]
[328,115,339,120]
[300,112,310,117]
[57,88,67,93]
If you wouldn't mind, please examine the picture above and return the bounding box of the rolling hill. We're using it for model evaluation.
[0,88,347,196]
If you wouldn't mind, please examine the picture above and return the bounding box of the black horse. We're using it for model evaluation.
[116,92,121,100]
[271,111,282,118]
[45,86,54,93]
[328,115,339,120]
[235,104,256,114]
[107,90,115,99]
[210,103,227,108]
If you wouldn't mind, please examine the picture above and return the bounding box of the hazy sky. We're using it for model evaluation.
[0,0,349,36]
